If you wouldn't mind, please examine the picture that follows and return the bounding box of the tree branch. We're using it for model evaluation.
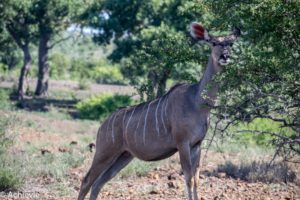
[48,35,72,49]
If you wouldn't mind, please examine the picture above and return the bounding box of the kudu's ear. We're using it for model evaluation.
[190,22,210,41]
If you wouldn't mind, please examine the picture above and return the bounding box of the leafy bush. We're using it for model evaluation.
[78,79,91,90]
[49,52,71,79]
[0,168,21,191]
[0,63,8,74]
[233,118,295,147]
[76,93,133,121]
[93,65,124,84]
[0,115,22,191]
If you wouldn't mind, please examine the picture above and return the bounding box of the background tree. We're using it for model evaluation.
[83,0,300,160]
[31,0,88,96]
[122,24,204,100]
[82,0,206,99]
[0,31,22,71]
[0,0,36,99]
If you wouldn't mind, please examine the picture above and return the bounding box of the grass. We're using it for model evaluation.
[118,159,161,178]
[18,140,86,185]
[28,151,85,180]
[47,90,78,101]
[0,114,23,191]
[78,79,91,90]
[0,89,14,110]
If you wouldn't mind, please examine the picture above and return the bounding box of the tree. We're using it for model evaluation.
[122,24,204,100]
[0,29,22,71]
[82,0,206,99]
[0,0,36,99]
[31,0,88,96]
[200,0,300,162]
[83,0,300,160]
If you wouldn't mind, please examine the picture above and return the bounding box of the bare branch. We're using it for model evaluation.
[48,35,72,49]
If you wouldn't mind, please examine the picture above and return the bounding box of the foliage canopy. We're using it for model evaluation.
[83,0,300,160]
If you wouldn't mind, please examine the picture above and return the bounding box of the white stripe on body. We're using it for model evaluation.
[125,107,136,134]
[143,100,155,145]
[106,114,114,142]
[122,108,128,129]
[164,95,169,124]
[122,108,128,141]
[155,98,162,136]
[160,96,168,134]
[134,104,146,146]
[124,106,136,143]
[111,110,122,144]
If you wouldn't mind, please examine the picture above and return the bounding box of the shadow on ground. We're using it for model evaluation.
[204,160,298,184]
[9,92,79,118]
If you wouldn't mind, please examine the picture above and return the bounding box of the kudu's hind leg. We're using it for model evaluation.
[89,152,133,200]
[178,142,193,200]
[77,150,122,200]
[191,144,201,200]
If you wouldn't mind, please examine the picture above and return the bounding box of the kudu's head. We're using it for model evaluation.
[190,22,240,66]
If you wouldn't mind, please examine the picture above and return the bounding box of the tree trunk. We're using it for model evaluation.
[146,71,158,101]
[18,45,31,100]
[156,70,169,98]
[35,35,50,96]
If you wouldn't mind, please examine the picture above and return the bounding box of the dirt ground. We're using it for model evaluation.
[1,114,298,200]
[0,78,299,200]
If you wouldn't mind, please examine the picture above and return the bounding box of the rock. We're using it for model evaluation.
[41,148,51,155]
[217,172,226,178]
[88,143,95,152]
[149,190,159,195]
[58,147,69,153]
[167,181,176,188]
[153,173,160,180]
[167,172,178,180]
[70,141,78,145]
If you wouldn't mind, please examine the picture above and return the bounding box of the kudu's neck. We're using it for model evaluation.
[196,52,222,107]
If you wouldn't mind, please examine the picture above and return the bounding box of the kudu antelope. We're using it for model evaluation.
[78,22,240,200]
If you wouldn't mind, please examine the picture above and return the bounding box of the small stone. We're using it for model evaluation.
[217,172,226,178]
[58,147,69,153]
[168,181,176,188]
[149,190,159,195]
[41,148,51,155]
[70,141,78,145]
[153,173,159,180]
[88,143,95,152]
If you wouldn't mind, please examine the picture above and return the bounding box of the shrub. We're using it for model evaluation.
[232,118,295,147]
[0,115,22,191]
[76,94,133,121]
[93,66,124,84]
[78,79,91,90]
[0,168,21,191]
[49,52,71,79]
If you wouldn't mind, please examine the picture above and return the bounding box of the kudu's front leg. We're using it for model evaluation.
[191,144,201,200]
[178,142,193,200]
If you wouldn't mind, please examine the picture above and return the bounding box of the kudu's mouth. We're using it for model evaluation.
[219,53,230,66]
